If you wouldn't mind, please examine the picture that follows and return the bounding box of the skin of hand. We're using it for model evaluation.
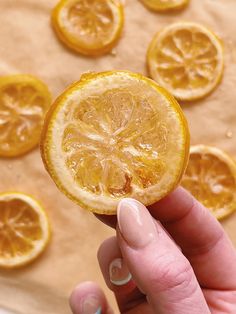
[69,187,236,314]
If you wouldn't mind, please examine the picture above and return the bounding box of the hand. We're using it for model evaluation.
[70,187,236,314]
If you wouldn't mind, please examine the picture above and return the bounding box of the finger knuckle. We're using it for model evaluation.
[149,254,195,294]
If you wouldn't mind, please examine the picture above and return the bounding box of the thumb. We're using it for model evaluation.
[117,199,210,314]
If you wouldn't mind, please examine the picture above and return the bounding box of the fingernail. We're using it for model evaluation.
[82,295,102,314]
[109,258,132,286]
[117,198,157,248]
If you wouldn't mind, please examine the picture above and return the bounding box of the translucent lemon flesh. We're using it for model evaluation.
[63,88,175,195]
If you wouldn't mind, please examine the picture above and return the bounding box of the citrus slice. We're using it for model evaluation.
[51,0,124,56]
[147,22,224,101]
[41,71,189,214]
[140,0,189,12]
[182,145,236,220]
[0,75,51,157]
[0,192,50,268]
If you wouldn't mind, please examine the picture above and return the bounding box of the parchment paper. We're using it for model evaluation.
[0,0,236,313]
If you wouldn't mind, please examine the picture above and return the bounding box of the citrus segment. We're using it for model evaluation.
[41,71,189,214]
[182,145,236,220]
[51,0,124,56]
[0,193,50,268]
[140,0,189,12]
[0,75,51,157]
[147,22,224,101]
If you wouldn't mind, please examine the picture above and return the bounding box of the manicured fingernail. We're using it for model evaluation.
[117,198,157,248]
[109,258,132,286]
[82,295,101,314]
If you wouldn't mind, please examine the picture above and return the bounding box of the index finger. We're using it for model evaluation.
[149,187,236,290]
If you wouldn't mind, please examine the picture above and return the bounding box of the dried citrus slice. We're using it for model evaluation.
[0,75,51,157]
[51,0,124,56]
[147,22,224,101]
[41,71,189,214]
[140,0,189,12]
[182,145,236,220]
[0,192,50,268]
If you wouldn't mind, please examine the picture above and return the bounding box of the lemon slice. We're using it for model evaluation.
[41,71,189,214]
[147,22,224,101]
[0,75,51,157]
[140,0,189,12]
[51,0,124,56]
[182,145,236,220]
[0,192,50,268]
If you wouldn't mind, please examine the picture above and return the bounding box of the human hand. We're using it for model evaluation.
[70,187,236,314]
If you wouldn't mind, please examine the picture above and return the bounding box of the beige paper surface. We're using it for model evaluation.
[0,0,236,313]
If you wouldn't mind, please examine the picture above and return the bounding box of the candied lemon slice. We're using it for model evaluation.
[182,145,236,220]
[0,75,51,157]
[140,0,189,12]
[0,192,50,268]
[147,22,224,101]
[51,0,124,56]
[41,71,189,214]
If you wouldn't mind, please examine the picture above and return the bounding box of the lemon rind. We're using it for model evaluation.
[147,22,224,101]
[41,71,189,215]
[51,0,124,56]
[0,74,52,158]
[0,192,51,268]
[186,145,236,221]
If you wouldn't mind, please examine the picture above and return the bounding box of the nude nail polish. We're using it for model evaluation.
[82,295,101,314]
[117,198,157,248]
[109,258,132,286]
